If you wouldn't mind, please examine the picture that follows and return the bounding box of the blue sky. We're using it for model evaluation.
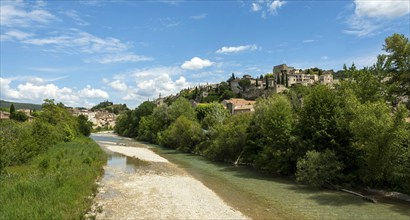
[1,0,409,108]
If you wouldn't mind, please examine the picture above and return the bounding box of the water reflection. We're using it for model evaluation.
[107,153,149,173]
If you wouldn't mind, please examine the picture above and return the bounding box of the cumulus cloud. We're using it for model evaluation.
[107,67,192,105]
[0,77,109,107]
[216,44,258,54]
[343,0,410,37]
[355,0,410,18]
[78,85,109,99]
[181,57,214,70]
[108,80,128,91]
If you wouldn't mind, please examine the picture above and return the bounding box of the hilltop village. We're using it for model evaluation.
[0,100,127,130]
[156,64,335,114]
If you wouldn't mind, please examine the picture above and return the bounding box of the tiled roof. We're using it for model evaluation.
[224,98,256,106]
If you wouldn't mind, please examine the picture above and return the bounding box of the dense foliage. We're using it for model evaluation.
[0,99,105,219]
[115,34,410,193]
[0,99,93,174]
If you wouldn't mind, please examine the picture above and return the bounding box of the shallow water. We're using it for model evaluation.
[91,134,410,219]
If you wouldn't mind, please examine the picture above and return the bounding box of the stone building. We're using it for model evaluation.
[221,98,256,114]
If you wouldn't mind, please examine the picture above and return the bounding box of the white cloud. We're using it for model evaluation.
[321,56,329,60]
[251,0,286,17]
[216,44,258,54]
[17,29,152,63]
[0,3,56,27]
[0,77,109,107]
[251,3,262,12]
[191,13,207,20]
[23,30,129,54]
[108,67,193,105]
[84,53,153,64]
[108,80,128,92]
[29,67,65,73]
[302,39,316,43]
[355,0,410,18]
[343,0,410,37]
[175,76,186,86]
[63,10,89,26]
[181,57,214,70]
[268,0,286,15]
[78,85,109,99]
[1,30,33,41]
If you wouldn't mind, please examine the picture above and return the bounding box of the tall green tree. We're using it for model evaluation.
[252,95,295,174]
[77,114,91,136]
[168,97,196,122]
[378,34,410,107]
[9,104,15,114]
[205,113,252,163]
[350,102,410,188]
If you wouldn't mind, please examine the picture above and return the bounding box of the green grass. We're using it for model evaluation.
[0,137,106,219]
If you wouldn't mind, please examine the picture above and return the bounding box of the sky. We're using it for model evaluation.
[1,0,409,108]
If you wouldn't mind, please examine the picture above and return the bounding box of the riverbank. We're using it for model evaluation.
[91,134,247,219]
[0,137,106,219]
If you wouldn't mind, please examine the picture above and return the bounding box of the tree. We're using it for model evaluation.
[205,113,252,162]
[265,77,269,89]
[9,104,15,114]
[77,114,91,136]
[350,101,410,187]
[296,149,343,188]
[195,102,229,129]
[337,66,384,103]
[238,79,251,92]
[252,95,295,174]
[168,97,196,122]
[10,111,28,122]
[378,34,410,107]
[159,116,204,153]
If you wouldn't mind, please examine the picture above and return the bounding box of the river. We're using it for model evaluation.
[91,133,410,219]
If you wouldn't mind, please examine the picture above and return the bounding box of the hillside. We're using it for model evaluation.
[0,100,42,111]
[91,101,129,114]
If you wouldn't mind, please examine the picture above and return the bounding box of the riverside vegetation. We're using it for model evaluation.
[0,99,106,219]
[115,33,410,195]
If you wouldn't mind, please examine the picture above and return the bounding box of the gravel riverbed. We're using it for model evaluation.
[91,135,248,219]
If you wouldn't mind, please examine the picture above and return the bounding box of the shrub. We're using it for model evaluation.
[296,149,343,188]
[159,116,204,153]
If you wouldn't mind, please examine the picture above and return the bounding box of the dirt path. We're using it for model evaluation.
[91,135,248,219]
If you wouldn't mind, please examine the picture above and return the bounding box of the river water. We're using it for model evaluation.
[91,133,410,219]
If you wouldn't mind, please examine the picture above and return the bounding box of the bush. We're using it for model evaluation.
[296,149,343,188]
[205,113,252,162]
[159,116,204,153]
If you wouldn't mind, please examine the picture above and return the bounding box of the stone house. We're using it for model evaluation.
[221,98,256,114]
[0,111,10,120]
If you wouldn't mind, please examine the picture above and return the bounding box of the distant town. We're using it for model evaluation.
[0,63,336,125]
[155,63,335,114]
